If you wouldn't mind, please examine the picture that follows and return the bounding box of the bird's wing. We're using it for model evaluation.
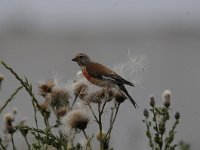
[86,63,134,86]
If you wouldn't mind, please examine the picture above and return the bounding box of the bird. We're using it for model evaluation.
[72,53,138,108]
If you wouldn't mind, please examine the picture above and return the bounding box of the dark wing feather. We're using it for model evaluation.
[86,62,134,86]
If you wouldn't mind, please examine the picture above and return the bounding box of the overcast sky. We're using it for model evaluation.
[0,1,200,150]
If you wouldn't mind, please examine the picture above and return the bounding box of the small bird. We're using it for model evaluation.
[72,53,138,108]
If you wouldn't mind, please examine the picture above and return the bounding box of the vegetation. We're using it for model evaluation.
[0,61,190,150]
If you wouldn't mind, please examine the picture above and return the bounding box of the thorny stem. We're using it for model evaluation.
[164,119,179,150]
[144,118,154,149]
[11,134,16,150]
[0,86,23,114]
[82,129,92,150]
[160,108,169,150]
[1,61,41,146]
[152,106,161,149]
[152,106,159,135]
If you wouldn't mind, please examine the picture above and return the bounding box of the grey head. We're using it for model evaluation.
[72,53,92,66]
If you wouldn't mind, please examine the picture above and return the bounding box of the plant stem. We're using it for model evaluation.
[0,86,23,114]
[0,142,6,150]
[164,119,179,150]
[1,61,41,146]
[100,101,107,115]
[98,103,104,150]
[87,102,99,123]
[11,134,16,150]
[144,118,154,149]
[24,136,31,150]
[82,130,92,150]
[152,106,161,149]
[71,95,78,109]
[106,103,120,139]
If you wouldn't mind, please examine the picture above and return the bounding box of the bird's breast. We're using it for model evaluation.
[81,67,111,87]
[82,68,92,81]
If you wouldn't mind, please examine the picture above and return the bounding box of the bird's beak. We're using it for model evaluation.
[72,57,77,62]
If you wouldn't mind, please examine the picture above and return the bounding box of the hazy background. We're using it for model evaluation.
[0,0,200,149]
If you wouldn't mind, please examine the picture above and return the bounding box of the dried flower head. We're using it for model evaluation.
[73,82,88,97]
[38,80,55,97]
[162,89,171,108]
[3,113,14,124]
[49,87,70,109]
[113,89,127,103]
[3,113,15,134]
[84,89,106,103]
[104,88,115,102]
[84,87,116,104]
[78,89,88,100]
[143,109,149,118]
[39,101,50,111]
[174,112,180,120]
[55,106,68,117]
[18,118,29,136]
[19,117,28,126]
[62,109,90,130]
[96,130,106,141]
[149,95,155,107]
[6,125,15,134]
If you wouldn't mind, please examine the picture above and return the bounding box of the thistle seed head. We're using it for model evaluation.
[162,90,171,108]
[62,109,90,130]
[38,80,55,97]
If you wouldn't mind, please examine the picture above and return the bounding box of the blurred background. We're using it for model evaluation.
[0,0,200,149]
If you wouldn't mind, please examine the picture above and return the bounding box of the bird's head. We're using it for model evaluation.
[72,53,92,66]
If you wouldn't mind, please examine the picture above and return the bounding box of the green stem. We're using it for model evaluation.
[1,61,41,146]
[32,101,40,146]
[152,106,161,149]
[160,108,169,150]
[145,118,154,150]
[0,86,23,114]
[0,142,6,150]
[24,136,31,150]
[164,119,179,150]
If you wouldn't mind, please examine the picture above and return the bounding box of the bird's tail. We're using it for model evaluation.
[118,84,138,108]
[122,79,135,87]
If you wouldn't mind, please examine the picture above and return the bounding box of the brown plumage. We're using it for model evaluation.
[72,53,138,108]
